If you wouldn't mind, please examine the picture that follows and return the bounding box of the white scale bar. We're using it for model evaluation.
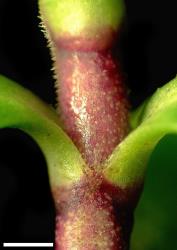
[3,243,53,247]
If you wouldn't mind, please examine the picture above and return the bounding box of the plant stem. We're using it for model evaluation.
[52,173,139,250]
[56,48,129,167]
[38,1,137,248]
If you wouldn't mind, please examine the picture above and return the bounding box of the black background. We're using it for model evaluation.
[0,0,176,245]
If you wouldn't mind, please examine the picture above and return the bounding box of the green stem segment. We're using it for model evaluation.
[39,0,125,51]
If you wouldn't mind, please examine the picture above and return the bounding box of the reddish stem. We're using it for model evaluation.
[52,174,140,250]
[52,25,131,249]
[56,48,129,167]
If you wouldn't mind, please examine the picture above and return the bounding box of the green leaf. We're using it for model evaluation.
[103,76,177,188]
[0,75,84,187]
[131,134,177,249]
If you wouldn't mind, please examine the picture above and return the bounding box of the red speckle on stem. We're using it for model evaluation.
[56,49,129,167]
[53,174,141,250]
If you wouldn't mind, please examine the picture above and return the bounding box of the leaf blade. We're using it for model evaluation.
[103,76,177,188]
[0,75,84,187]
[131,134,177,249]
